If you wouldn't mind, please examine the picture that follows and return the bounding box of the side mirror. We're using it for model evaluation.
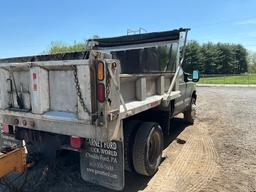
[192,70,200,82]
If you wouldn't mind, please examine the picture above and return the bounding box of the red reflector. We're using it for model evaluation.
[2,123,9,133]
[70,136,81,149]
[97,83,105,103]
[33,84,37,91]
[32,73,37,80]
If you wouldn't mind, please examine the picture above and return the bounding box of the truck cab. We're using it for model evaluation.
[173,67,199,121]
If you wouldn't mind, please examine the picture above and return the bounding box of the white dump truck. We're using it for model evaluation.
[0,28,200,190]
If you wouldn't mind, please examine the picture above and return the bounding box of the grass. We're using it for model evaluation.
[199,74,256,84]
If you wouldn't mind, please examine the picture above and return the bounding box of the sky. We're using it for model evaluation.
[0,0,256,58]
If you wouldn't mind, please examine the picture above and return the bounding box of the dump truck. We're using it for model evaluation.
[0,28,200,190]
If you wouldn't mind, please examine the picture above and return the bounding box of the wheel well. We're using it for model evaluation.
[192,91,197,101]
[125,108,171,136]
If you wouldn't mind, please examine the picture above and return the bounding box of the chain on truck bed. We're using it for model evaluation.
[72,43,98,117]
[72,65,92,115]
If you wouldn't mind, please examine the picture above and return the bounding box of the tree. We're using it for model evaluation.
[215,43,237,74]
[233,44,248,73]
[183,41,202,73]
[201,43,218,74]
[46,41,87,54]
[248,52,256,73]
[46,35,100,54]
[183,41,248,74]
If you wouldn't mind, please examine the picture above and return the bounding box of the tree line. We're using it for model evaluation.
[46,36,100,54]
[183,41,248,74]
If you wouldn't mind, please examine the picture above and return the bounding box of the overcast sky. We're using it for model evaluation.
[0,0,256,58]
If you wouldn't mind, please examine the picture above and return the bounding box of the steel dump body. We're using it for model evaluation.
[0,55,180,139]
[0,29,186,141]
[0,28,192,190]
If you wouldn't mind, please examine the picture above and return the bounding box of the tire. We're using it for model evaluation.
[184,97,196,124]
[123,120,141,171]
[132,122,163,176]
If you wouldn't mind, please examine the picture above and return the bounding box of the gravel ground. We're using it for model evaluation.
[1,87,255,192]
[197,87,256,192]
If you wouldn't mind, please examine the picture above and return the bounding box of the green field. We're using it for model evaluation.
[199,74,256,84]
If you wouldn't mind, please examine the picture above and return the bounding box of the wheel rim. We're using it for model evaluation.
[147,128,161,167]
[191,99,196,120]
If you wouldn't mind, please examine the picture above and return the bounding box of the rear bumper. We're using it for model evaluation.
[0,110,96,138]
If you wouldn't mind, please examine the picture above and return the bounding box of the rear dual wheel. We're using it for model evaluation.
[123,120,141,171]
[132,122,163,176]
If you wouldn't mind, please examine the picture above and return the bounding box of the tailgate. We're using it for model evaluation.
[0,57,122,141]
[0,60,95,136]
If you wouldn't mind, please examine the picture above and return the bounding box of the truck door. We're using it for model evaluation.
[174,68,186,114]
[184,75,194,108]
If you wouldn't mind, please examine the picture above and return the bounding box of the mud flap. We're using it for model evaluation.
[80,139,124,191]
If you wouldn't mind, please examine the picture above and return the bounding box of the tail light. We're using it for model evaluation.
[32,73,37,80]
[97,62,104,81]
[97,83,105,103]
[70,136,81,149]
[2,123,9,134]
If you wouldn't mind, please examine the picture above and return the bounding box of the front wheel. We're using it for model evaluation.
[184,97,196,124]
[132,122,163,176]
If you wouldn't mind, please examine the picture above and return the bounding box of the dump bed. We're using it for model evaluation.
[0,28,187,141]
